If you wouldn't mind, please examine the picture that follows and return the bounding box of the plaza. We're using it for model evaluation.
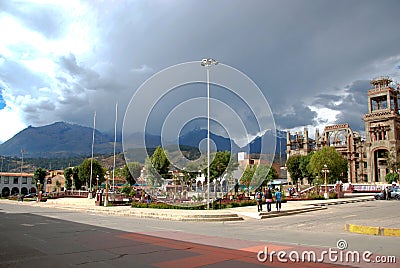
[0,194,398,267]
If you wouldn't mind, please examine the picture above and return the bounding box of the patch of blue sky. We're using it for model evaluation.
[0,92,5,109]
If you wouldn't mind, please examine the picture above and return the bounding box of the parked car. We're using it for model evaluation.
[23,193,37,198]
[374,187,400,200]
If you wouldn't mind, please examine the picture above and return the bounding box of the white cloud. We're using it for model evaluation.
[308,106,340,125]
[0,105,26,143]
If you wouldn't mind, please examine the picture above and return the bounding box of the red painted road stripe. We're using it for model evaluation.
[118,232,355,268]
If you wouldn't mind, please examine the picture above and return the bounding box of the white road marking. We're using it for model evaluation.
[342,214,357,219]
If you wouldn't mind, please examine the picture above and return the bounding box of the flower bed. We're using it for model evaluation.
[131,198,260,210]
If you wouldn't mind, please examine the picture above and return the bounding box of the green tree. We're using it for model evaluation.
[308,146,348,184]
[266,166,279,184]
[225,153,239,180]
[122,162,141,185]
[55,180,61,193]
[78,159,105,189]
[386,149,400,174]
[286,155,302,185]
[34,167,47,191]
[145,157,162,187]
[300,152,314,184]
[182,161,201,189]
[253,164,271,187]
[240,165,256,194]
[385,172,399,184]
[121,184,134,196]
[202,151,232,182]
[64,167,74,189]
[151,146,171,180]
[70,167,81,189]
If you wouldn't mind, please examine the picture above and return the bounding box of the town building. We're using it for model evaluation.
[0,169,68,197]
[45,170,66,193]
[286,77,400,184]
[0,172,37,196]
[238,152,281,176]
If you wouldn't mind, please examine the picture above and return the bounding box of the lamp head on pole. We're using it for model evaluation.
[201,58,219,67]
[322,164,329,173]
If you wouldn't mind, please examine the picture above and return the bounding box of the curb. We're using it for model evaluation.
[88,209,245,222]
[312,197,375,207]
[18,202,245,222]
[345,223,400,237]
[260,206,327,219]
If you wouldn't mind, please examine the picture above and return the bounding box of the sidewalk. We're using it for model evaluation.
[228,194,375,220]
[2,194,378,223]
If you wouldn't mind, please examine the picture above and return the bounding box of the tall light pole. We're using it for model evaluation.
[201,58,218,209]
[71,174,74,192]
[89,111,96,198]
[20,149,24,196]
[104,171,109,207]
[322,164,330,199]
[37,181,40,202]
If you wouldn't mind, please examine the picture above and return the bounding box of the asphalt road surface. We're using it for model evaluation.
[0,200,399,267]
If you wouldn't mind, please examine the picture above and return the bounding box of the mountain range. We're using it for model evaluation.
[0,121,287,159]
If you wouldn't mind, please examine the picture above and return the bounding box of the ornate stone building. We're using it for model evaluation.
[364,77,400,183]
[286,77,399,184]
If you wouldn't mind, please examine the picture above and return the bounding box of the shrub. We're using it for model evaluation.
[130,198,260,210]
[121,185,135,196]
[131,202,206,210]
[309,192,325,200]
[329,192,338,199]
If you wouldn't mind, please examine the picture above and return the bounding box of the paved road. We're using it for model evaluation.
[1,201,399,267]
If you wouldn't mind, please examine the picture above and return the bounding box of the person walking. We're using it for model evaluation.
[265,188,273,212]
[274,188,282,212]
[386,187,391,200]
[256,189,263,212]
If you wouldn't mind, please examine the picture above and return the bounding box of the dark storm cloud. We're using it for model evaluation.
[0,57,45,93]
[58,54,85,76]
[312,94,343,107]
[52,52,153,133]
[313,80,372,133]
[1,0,400,141]
[334,80,371,132]
[274,103,318,129]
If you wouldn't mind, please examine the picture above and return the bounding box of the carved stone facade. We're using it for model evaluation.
[286,77,400,183]
[363,77,400,183]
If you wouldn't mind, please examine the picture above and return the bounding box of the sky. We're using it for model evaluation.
[1,0,400,145]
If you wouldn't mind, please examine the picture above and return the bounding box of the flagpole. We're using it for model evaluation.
[112,102,118,191]
[89,111,96,198]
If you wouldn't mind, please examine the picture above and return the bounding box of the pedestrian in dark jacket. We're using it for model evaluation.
[256,189,263,212]
[265,188,273,212]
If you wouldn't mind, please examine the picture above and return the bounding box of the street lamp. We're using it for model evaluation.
[201,58,218,209]
[322,164,330,199]
[71,174,74,193]
[36,181,40,202]
[96,175,99,191]
[104,171,109,207]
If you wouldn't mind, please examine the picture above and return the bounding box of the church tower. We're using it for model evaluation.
[363,77,400,182]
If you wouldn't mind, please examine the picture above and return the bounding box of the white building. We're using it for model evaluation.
[0,172,37,197]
